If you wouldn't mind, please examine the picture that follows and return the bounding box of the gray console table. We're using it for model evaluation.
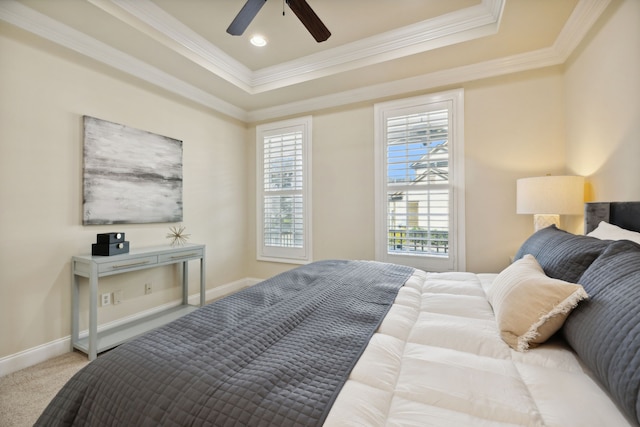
[71,243,205,360]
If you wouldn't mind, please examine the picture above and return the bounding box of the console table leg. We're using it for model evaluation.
[71,267,79,351]
[71,244,205,360]
[182,261,189,305]
[88,265,98,361]
[200,254,206,307]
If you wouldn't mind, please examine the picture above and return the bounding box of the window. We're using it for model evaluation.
[256,116,312,264]
[374,90,465,271]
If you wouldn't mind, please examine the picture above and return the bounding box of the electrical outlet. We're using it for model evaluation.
[145,283,152,295]
[113,289,123,305]
[101,293,111,306]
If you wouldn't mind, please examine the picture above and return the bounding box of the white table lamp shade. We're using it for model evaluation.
[517,176,584,231]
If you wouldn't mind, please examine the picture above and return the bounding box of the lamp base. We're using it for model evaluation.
[533,214,560,232]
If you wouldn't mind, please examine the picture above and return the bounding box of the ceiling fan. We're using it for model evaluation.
[227,0,331,43]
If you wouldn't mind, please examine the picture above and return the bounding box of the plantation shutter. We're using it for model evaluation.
[257,117,312,264]
[385,107,451,257]
[263,130,304,249]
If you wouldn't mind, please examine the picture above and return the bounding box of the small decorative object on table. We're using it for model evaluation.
[92,232,129,256]
[166,225,190,247]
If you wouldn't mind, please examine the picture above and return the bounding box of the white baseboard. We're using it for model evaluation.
[0,336,72,377]
[0,277,261,377]
[189,277,262,304]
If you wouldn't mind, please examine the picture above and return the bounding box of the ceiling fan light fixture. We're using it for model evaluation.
[250,35,267,47]
[227,0,330,43]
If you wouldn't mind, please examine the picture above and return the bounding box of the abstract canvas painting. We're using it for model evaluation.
[83,116,183,225]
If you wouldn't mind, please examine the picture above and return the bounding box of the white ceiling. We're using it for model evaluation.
[0,0,611,122]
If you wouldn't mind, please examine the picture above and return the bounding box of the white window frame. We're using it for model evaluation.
[374,89,465,271]
[256,116,312,264]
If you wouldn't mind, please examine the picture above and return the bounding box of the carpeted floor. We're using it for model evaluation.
[0,352,89,427]
[0,297,225,426]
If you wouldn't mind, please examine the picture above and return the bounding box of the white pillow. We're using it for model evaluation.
[487,254,588,352]
[587,221,640,244]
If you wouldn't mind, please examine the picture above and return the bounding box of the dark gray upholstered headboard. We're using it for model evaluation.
[585,202,640,234]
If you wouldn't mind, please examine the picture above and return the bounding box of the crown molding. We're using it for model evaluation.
[0,0,248,121]
[551,0,612,60]
[0,0,610,124]
[88,0,254,93]
[246,47,558,123]
[86,0,505,93]
[247,0,611,123]
[249,0,505,92]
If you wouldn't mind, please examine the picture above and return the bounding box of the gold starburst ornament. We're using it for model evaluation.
[166,225,191,247]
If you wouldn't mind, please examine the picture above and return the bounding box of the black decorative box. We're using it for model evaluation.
[92,241,130,256]
[96,232,125,244]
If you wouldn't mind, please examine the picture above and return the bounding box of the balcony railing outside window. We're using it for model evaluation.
[388,228,449,255]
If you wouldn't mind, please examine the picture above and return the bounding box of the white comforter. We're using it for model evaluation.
[325,270,633,426]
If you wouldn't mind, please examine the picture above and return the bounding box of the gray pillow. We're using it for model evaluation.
[563,240,640,425]
[514,225,610,283]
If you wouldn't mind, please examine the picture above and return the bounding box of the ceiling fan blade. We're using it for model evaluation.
[227,0,267,36]
[286,0,331,42]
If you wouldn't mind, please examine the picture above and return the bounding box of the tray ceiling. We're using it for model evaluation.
[0,0,610,122]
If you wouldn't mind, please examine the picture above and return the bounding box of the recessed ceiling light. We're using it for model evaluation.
[250,35,267,47]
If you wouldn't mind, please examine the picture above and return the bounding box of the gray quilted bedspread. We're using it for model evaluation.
[36,260,413,426]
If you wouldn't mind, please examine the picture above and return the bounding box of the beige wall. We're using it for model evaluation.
[247,0,640,281]
[0,27,248,358]
[565,0,640,202]
[246,67,567,278]
[246,106,379,280]
[464,69,568,269]
[2,0,637,363]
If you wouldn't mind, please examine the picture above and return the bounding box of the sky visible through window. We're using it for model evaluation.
[387,140,447,182]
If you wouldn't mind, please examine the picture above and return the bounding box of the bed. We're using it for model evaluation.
[36,202,640,426]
